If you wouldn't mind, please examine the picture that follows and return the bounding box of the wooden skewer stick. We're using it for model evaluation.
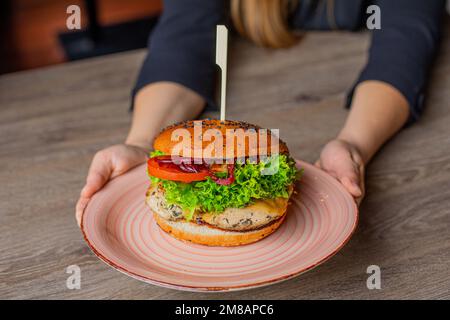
[216,25,228,121]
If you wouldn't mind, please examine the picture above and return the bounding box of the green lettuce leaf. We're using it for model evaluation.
[149,151,301,220]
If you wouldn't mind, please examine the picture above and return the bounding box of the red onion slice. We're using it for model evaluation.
[155,156,209,173]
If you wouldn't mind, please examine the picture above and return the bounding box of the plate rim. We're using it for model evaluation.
[80,159,359,292]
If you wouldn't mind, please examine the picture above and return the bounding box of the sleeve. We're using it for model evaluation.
[131,0,225,110]
[346,0,445,124]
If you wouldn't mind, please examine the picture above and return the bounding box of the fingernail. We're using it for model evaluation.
[81,186,91,197]
[351,182,362,195]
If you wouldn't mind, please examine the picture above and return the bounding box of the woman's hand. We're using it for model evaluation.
[315,81,409,206]
[75,144,148,226]
[75,82,205,227]
[315,139,365,205]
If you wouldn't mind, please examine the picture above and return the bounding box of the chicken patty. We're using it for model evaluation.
[146,184,292,231]
[145,185,184,221]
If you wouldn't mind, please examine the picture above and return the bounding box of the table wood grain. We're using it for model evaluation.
[1,26,450,299]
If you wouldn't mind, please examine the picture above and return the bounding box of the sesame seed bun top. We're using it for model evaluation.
[153,119,289,159]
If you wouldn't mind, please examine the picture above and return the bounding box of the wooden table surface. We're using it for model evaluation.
[1,26,450,299]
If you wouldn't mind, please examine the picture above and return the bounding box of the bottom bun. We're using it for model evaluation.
[153,212,286,247]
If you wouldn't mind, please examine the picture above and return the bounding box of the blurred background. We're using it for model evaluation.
[0,0,162,74]
[2,0,450,76]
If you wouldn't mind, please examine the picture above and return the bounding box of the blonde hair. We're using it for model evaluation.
[230,0,298,48]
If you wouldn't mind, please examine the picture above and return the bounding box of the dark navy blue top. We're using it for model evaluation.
[133,0,445,123]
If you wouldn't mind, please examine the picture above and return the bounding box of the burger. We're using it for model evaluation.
[145,119,300,246]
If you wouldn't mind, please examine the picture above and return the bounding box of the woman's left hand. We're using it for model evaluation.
[315,139,365,205]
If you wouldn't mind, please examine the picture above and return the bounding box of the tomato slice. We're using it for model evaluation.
[147,156,210,183]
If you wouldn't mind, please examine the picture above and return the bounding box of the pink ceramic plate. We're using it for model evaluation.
[81,160,358,292]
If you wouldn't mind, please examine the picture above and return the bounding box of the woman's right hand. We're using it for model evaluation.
[75,144,149,227]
